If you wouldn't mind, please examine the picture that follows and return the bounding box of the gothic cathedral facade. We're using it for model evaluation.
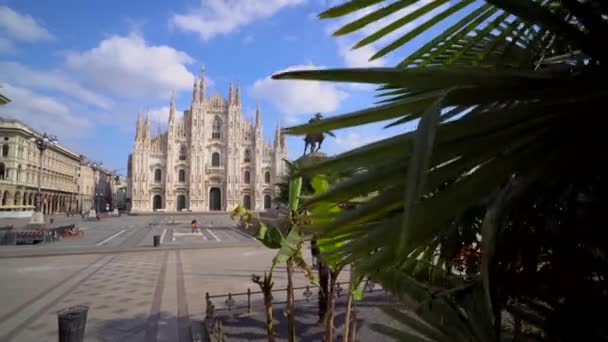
[128,66,287,212]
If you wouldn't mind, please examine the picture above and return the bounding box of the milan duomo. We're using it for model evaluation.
[128,66,287,212]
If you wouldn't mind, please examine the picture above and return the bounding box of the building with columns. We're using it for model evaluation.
[129,66,287,212]
[0,118,118,216]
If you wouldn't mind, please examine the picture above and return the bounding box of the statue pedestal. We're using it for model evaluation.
[29,212,45,225]
[297,152,328,166]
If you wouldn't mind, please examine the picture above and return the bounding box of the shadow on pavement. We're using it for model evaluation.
[216,293,401,342]
[87,311,197,342]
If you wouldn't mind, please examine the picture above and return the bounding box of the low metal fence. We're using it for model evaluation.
[204,279,379,319]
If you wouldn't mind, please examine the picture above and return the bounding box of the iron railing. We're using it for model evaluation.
[205,279,379,319]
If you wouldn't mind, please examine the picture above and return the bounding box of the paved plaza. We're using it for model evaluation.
[0,215,405,341]
[0,245,327,342]
[0,214,257,258]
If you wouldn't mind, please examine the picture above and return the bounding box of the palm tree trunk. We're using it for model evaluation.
[318,260,329,323]
[286,260,296,342]
[263,284,275,342]
[342,270,355,342]
[325,269,340,342]
[253,273,275,342]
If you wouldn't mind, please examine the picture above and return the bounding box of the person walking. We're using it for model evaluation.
[191,219,198,233]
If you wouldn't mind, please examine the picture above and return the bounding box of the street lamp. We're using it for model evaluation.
[85,161,102,219]
[28,133,58,224]
[111,168,125,216]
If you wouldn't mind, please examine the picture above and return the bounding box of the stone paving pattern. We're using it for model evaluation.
[0,214,418,341]
[0,244,362,341]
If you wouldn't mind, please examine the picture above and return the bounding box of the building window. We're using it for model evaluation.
[264,171,271,184]
[178,169,186,183]
[2,145,8,157]
[0,163,4,180]
[179,145,187,161]
[264,195,271,209]
[154,169,162,182]
[244,170,250,184]
[212,118,221,139]
[212,152,220,167]
[244,149,251,163]
[16,165,22,182]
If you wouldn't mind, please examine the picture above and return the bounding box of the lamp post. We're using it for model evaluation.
[28,133,58,224]
[85,161,102,219]
[112,174,119,215]
[110,168,124,216]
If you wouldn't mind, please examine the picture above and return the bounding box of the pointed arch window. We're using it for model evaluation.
[211,152,220,167]
[179,145,187,161]
[244,170,250,184]
[178,169,186,183]
[212,118,221,139]
[264,171,271,184]
[154,169,162,182]
[244,149,251,163]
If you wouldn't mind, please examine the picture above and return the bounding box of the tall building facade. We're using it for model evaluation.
[0,118,116,215]
[129,66,287,212]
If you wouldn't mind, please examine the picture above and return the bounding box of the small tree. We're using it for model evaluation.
[232,166,316,342]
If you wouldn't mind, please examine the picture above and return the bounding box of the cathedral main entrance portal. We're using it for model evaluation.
[209,188,221,211]
[177,195,186,211]
[153,195,162,210]
[243,195,252,210]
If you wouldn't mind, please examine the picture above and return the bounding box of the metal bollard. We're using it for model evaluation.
[247,288,251,314]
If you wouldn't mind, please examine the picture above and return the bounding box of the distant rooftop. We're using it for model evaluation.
[0,116,113,175]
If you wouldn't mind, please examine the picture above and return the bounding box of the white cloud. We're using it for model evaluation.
[338,40,386,68]
[147,106,185,127]
[0,83,92,140]
[334,131,388,150]
[249,64,348,116]
[323,0,450,67]
[0,37,15,54]
[171,0,305,40]
[65,33,195,99]
[0,61,113,108]
[0,6,53,42]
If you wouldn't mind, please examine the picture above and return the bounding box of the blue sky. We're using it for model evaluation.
[0,0,470,173]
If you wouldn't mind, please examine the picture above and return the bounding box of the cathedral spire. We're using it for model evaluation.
[169,90,176,124]
[192,78,199,103]
[228,81,234,105]
[135,110,143,141]
[274,122,280,147]
[235,80,241,106]
[144,112,151,140]
[255,103,262,128]
[280,120,286,149]
[199,65,206,101]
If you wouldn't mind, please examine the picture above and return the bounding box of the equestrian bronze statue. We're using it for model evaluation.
[303,113,335,155]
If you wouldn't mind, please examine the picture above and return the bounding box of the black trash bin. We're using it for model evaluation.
[153,235,160,247]
[57,305,89,342]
